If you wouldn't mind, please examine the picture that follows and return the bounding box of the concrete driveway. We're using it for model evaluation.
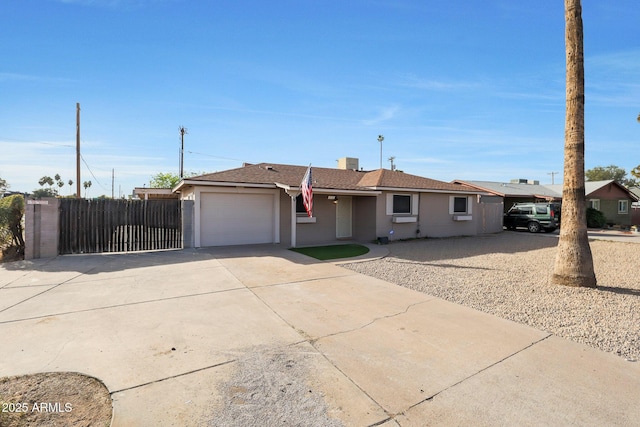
[1,245,639,426]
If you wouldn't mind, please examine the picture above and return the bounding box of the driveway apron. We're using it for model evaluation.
[1,246,639,426]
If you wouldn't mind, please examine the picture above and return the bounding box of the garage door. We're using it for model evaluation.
[200,192,275,246]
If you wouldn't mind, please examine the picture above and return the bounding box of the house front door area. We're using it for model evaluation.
[336,196,352,239]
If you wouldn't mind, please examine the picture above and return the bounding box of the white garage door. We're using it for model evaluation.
[201,192,275,246]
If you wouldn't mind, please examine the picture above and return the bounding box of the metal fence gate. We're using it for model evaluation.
[59,199,182,254]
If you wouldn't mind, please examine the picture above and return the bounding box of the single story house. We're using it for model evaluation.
[451,179,561,208]
[454,179,639,227]
[174,158,501,247]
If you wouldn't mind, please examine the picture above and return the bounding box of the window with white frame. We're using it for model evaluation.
[449,196,472,215]
[588,199,600,210]
[386,193,418,215]
[393,194,411,214]
[618,200,628,214]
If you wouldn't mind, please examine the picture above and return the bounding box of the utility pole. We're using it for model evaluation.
[76,103,81,198]
[377,135,384,169]
[548,171,559,185]
[388,156,396,171]
[179,126,188,179]
[111,168,115,199]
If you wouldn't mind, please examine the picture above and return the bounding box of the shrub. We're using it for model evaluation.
[0,194,25,253]
[586,207,606,228]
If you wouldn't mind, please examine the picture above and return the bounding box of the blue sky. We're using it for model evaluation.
[1,0,638,197]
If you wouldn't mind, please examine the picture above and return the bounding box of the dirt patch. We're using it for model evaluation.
[210,346,343,427]
[0,245,23,264]
[0,372,112,427]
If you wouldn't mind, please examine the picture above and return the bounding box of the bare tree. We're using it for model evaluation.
[551,0,596,287]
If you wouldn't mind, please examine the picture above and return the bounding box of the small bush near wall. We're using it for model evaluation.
[586,207,606,228]
[0,194,25,261]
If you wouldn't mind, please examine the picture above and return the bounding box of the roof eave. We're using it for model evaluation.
[176,180,278,190]
[366,186,482,195]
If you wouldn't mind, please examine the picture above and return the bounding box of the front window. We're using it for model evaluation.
[296,195,306,214]
[393,195,411,214]
[618,200,628,214]
[589,199,600,211]
[453,197,468,214]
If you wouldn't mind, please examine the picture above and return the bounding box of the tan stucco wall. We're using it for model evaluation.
[279,193,380,246]
[353,196,377,242]
[280,192,342,246]
[420,193,478,237]
[375,192,480,240]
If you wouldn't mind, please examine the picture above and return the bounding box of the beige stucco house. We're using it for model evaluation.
[174,158,500,247]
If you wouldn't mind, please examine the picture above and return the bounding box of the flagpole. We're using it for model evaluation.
[294,164,313,247]
[291,194,297,248]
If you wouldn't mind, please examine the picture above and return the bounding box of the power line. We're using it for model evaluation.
[80,153,106,191]
[186,150,249,163]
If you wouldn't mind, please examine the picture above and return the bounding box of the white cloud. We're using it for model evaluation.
[396,74,479,91]
[361,105,400,126]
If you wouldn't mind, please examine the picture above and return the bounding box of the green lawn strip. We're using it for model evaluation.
[290,244,370,260]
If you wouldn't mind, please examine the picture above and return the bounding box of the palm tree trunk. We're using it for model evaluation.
[552,0,596,288]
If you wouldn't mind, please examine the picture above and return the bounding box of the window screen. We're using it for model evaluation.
[393,195,411,214]
[453,197,467,213]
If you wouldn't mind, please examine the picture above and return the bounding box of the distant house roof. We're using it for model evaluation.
[452,180,561,199]
[546,180,639,201]
[133,187,179,200]
[454,179,639,201]
[177,163,481,194]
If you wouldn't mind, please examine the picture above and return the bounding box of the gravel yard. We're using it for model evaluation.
[343,232,640,361]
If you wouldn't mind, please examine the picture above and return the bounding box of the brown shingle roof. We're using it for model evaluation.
[189,163,364,190]
[358,169,475,192]
[186,163,478,193]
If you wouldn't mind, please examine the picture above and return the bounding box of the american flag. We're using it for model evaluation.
[301,165,313,217]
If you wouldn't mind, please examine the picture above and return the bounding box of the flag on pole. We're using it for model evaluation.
[301,165,313,217]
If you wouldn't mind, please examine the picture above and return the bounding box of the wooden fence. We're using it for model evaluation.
[58,199,182,254]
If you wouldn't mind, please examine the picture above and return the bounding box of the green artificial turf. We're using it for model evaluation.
[290,244,370,260]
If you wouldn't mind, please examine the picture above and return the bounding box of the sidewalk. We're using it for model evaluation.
[587,228,640,243]
[1,246,639,426]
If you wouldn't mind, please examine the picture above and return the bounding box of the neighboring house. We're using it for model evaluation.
[451,179,561,209]
[133,187,180,200]
[174,158,498,247]
[631,187,640,226]
[547,181,639,227]
[455,179,639,227]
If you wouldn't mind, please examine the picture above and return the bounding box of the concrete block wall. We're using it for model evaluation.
[24,198,59,260]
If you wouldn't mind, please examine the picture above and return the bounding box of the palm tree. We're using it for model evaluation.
[552,0,596,287]
[83,180,92,198]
